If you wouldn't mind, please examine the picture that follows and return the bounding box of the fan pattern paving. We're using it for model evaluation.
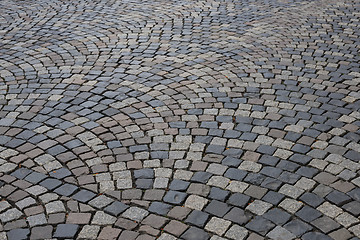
[0,0,360,239]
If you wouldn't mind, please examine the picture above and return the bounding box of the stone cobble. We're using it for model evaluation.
[0,0,360,239]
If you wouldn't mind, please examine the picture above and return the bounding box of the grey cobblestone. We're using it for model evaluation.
[0,0,359,238]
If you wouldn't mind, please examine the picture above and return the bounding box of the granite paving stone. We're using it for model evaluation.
[0,0,360,237]
[29,225,53,240]
[7,228,30,240]
[163,220,188,237]
[49,168,71,179]
[148,201,172,215]
[343,201,360,217]
[122,207,149,222]
[77,225,100,239]
[118,230,139,240]
[205,217,231,236]
[224,207,252,225]
[245,216,276,236]
[0,208,23,223]
[114,217,138,230]
[299,192,325,208]
[208,187,230,201]
[266,226,296,240]
[39,178,62,190]
[104,201,129,216]
[48,213,65,225]
[91,211,117,225]
[336,212,360,228]
[45,201,66,214]
[163,190,187,205]
[181,227,210,240]
[295,206,322,222]
[27,213,47,227]
[204,200,231,217]
[263,208,291,225]
[185,210,210,227]
[246,200,272,215]
[167,206,191,220]
[329,228,353,240]
[53,183,78,197]
[227,193,250,208]
[97,226,122,240]
[169,179,190,191]
[262,190,285,205]
[53,224,79,238]
[311,216,341,234]
[88,195,114,209]
[184,195,209,210]
[4,219,27,231]
[225,225,248,240]
[26,185,47,196]
[326,190,352,206]
[72,190,96,203]
[284,219,313,237]
[16,196,36,210]
[66,213,92,225]
[302,232,333,240]
[11,168,32,179]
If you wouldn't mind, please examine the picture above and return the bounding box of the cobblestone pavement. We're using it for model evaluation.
[0,0,360,239]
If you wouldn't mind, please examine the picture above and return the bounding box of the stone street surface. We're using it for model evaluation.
[0,0,360,239]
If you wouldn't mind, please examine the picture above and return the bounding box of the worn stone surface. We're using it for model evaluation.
[0,0,360,238]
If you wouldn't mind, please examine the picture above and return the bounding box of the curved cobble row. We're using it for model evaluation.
[0,0,360,239]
